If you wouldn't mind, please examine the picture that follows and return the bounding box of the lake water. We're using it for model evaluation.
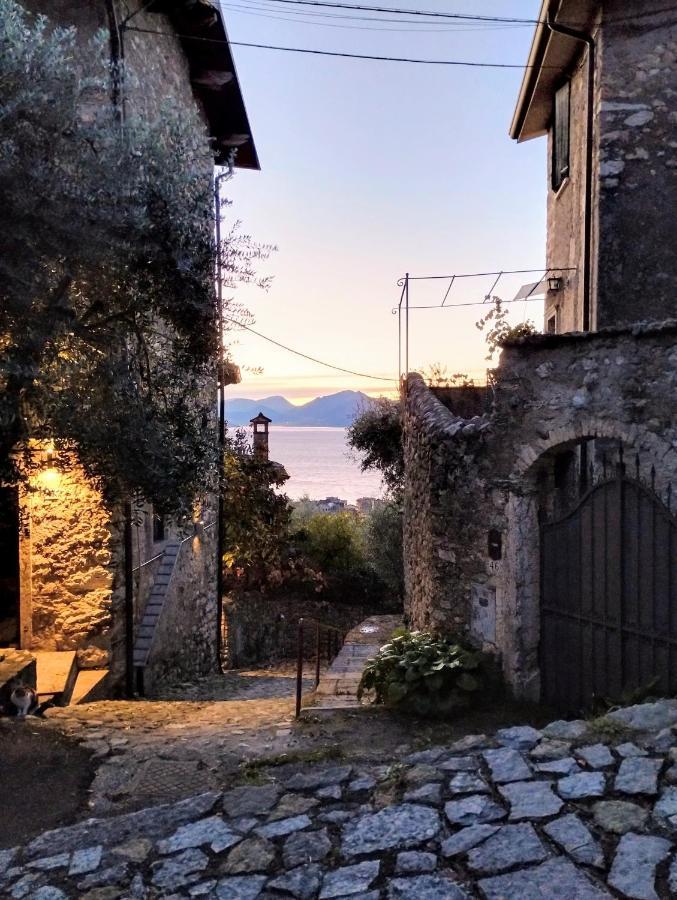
[266,427,383,504]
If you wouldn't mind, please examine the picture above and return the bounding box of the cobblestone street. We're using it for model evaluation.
[5,695,677,897]
[41,666,322,817]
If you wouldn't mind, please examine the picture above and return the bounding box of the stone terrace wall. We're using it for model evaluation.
[403,321,677,696]
[223,592,370,669]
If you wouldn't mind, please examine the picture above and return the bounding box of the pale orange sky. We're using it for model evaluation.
[220,1,546,403]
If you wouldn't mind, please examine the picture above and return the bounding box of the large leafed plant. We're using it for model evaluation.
[358,630,495,716]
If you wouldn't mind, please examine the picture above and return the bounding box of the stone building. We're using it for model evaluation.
[511,0,676,333]
[403,0,677,712]
[0,0,257,698]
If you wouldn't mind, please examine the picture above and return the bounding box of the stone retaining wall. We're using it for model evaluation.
[223,592,371,669]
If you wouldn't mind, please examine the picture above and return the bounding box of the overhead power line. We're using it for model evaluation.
[126,26,557,67]
[233,0,677,26]
[219,0,527,32]
[224,315,398,382]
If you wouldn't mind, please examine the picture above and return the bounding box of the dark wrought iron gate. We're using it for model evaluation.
[540,462,677,711]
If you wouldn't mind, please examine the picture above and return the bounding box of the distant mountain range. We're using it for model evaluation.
[226,390,371,427]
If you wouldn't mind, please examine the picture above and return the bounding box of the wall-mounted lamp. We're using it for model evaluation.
[547,275,564,292]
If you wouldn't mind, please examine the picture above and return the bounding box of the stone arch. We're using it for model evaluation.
[496,422,677,701]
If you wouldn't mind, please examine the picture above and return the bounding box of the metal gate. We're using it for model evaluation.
[540,461,677,711]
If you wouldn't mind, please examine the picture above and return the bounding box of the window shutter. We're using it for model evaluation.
[553,82,570,190]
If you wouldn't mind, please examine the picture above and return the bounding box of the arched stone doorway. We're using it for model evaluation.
[501,433,677,711]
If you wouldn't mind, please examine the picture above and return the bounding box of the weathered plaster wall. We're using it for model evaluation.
[404,322,677,697]
[26,457,114,658]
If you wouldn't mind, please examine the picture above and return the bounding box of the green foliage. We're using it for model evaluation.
[363,501,404,601]
[420,364,475,389]
[475,297,537,360]
[222,429,294,589]
[296,511,366,575]
[358,630,495,717]
[0,1,270,512]
[348,398,403,498]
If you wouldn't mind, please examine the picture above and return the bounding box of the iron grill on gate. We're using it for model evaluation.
[540,455,677,712]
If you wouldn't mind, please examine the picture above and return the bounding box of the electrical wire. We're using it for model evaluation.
[223,315,398,382]
[219,0,528,32]
[125,26,559,67]
[229,0,677,26]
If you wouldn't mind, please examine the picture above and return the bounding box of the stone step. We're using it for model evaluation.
[71,668,109,704]
[34,650,78,704]
[133,543,181,669]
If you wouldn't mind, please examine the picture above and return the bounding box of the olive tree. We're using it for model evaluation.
[0,0,268,512]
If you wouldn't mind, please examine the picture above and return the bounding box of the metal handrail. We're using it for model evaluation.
[295,616,345,718]
[132,521,216,572]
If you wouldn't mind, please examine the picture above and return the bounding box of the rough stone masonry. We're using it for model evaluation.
[403,321,677,698]
[6,698,677,898]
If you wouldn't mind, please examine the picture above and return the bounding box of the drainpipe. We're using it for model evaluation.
[214,172,229,670]
[547,12,595,332]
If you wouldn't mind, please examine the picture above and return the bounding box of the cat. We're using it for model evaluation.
[9,681,38,718]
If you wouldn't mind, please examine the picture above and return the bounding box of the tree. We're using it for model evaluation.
[296,511,366,575]
[221,429,293,589]
[347,398,403,498]
[0,1,269,513]
[364,501,404,601]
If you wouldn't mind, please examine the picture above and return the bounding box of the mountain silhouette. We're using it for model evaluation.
[226,390,370,427]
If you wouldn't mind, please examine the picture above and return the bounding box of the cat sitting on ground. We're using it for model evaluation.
[9,681,38,718]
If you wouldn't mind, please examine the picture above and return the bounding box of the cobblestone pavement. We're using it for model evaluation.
[7,699,677,897]
[39,666,321,817]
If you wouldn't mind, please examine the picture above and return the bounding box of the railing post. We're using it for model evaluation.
[314,620,321,688]
[295,618,304,718]
[124,500,134,698]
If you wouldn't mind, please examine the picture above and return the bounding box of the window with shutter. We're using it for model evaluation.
[552,81,570,191]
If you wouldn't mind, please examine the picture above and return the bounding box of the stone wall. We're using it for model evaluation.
[403,322,677,698]
[595,2,677,327]
[545,31,594,334]
[223,592,371,669]
[141,519,218,696]
[26,456,115,660]
[544,3,677,332]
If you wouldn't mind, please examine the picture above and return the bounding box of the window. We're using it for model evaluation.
[547,314,557,334]
[152,513,165,543]
[552,81,570,190]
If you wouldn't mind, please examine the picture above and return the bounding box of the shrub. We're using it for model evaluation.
[295,511,366,574]
[364,501,404,601]
[358,630,496,716]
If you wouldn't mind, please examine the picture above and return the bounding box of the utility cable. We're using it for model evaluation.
[219,0,528,32]
[125,26,559,67]
[223,315,398,382]
[233,0,677,26]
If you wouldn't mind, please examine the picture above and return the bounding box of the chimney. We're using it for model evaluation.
[250,412,272,461]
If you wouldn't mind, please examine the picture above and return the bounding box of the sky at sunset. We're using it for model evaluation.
[218,0,546,404]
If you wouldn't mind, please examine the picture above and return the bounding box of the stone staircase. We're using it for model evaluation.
[311,615,401,711]
[133,542,180,673]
